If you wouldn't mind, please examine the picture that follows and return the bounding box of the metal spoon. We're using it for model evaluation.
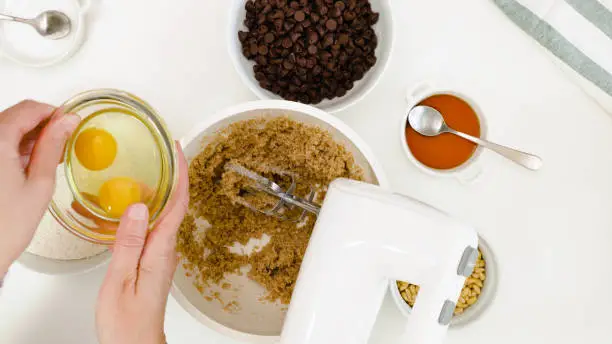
[408,105,543,171]
[0,10,72,40]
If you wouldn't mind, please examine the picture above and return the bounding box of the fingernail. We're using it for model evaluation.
[127,203,148,221]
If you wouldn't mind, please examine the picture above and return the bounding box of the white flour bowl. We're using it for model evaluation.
[174,100,388,343]
[17,211,110,275]
[18,250,110,276]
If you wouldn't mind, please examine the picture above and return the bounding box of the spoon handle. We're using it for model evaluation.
[0,13,29,24]
[447,128,543,171]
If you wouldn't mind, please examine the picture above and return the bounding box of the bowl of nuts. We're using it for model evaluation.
[390,238,497,327]
[229,0,394,113]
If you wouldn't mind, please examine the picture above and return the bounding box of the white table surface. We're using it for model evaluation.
[2,0,612,343]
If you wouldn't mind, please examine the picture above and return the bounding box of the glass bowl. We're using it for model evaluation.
[49,89,178,245]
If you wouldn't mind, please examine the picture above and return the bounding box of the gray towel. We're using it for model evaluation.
[493,0,612,112]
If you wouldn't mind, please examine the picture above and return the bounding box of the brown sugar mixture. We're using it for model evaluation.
[177,117,364,304]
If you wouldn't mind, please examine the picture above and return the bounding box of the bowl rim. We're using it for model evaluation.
[173,99,389,341]
[227,0,396,114]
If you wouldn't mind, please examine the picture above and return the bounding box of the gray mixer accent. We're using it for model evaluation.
[457,246,478,277]
[438,300,456,326]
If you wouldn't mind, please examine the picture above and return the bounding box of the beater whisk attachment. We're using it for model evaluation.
[225,163,320,221]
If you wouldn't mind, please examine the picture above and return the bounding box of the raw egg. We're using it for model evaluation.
[98,177,142,218]
[74,128,118,171]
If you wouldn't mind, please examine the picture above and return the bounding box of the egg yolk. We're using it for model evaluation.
[74,128,117,171]
[98,177,142,218]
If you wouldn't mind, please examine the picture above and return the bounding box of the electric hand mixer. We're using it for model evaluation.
[228,164,479,344]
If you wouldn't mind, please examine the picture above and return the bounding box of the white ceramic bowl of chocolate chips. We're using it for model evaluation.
[228,0,394,113]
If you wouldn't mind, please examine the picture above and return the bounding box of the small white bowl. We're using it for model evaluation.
[389,236,497,327]
[228,0,395,113]
[401,81,488,184]
[173,100,388,343]
[0,0,90,68]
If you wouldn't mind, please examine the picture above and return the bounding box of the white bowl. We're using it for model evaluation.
[0,0,90,68]
[228,0,395,113]
[16,211,111,275]
[401,81,489,184]
[174,100,388,343]
[389,236,498,327]
[17,250,110,275]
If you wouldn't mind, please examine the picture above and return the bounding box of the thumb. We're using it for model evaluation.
[25,114,80,207]
[106,204,150,291]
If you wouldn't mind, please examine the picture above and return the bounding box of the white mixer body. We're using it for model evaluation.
[280,179,479,344]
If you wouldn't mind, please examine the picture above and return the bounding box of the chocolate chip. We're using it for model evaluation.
[308,31,319,44]
[249,43,259,55]
[257,25,269,35]
[323,33,335,47]
[297,56,307,67]
[274,19,284,31]
[294,10,306,22]
[320,51,332,62]
[264,32,275,44]
[370,12,380,25]
[338,33,349,45]
[246,1,256,12]
[343,11,356,21]
[282,37,293,48]
[284,20,295,31]
[283,60,295,70]
[256,55,268,65]
[238,31,248,42]
[326,19,338,31]
[306,57,316,69]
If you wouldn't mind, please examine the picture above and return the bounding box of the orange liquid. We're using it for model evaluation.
[406,94,481,170]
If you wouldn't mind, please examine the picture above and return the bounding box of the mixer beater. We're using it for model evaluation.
[225,162,320,220]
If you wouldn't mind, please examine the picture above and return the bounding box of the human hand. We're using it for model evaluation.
[0,100,80,275]
[96,143,189,344]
